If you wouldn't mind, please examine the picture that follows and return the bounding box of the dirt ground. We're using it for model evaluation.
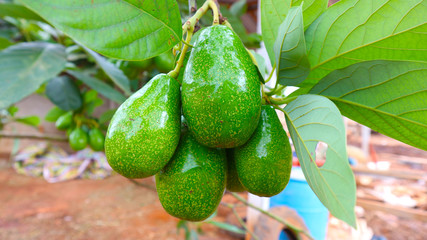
[0,164,240,240]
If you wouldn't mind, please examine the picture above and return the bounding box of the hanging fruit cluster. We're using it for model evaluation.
[105,3,292,222]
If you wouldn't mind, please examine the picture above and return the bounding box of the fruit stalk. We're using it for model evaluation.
[0,132,68,142]
[230,192,313,240]
[222,202,260,240]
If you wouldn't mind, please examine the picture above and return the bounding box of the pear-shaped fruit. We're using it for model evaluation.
[182,25,261,148]
[89,128,105,151]
[105,74,181,178]
[234,105,292,197]
[156,130,226,221]
[225,149,246,192]
[69,127,88,151]
[55,112,73,130]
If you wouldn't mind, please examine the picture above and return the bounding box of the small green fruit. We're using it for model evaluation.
[105,74,181,179]
[89,128,105,151]
[234,105,292,197]
[156,130,226,221]
[154,51,175,72]
[225,149,246,192]
[55,112,73,130]
[69,128,88,151]
[182,25,261,148]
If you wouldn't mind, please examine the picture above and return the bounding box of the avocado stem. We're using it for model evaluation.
[208,0,220,25]
[220,202,260,240]
[230,192,314,240]
[265,84,285,96]
[168,30,193,82]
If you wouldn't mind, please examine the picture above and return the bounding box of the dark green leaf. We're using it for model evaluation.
[67,70,126,104]
[284,94,356,227]
[45,106,66,122]
[0,42,67,109]
[274,6,310,87]
[20,0,182,60]
[45,76,83,111]
[0,2,44,21]
[83,46,131,95]
[15,115,40,127]
[304,0,427,88]
[310,60,427,150]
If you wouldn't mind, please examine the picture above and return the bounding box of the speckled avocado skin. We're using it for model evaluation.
[182,25,261,148]
[225,149,246,192]
[156,130,226,221]
[105,74,181,179]
[234,105,292,197]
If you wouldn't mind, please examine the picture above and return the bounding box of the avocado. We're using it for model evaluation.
[105,74,181,178]
[69,127,88,151]
[225,149,246,192]
[234,105,292,197]
[55,111,73,130]
[156,130,226,221]
[88,128,105,151]
[182,25,261,148]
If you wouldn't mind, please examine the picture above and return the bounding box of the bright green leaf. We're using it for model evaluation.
[83,89,98,104]
[7,105,18,117]
[45,76,83,111]
[250,50,268,80]
[283,94,356,227]
[310,60,427,151]
[0,42,66,109]
[67,70,126,104]
[20,0,182,60]
[45,106,66,122]
[261,0,328,64]
[274,6,310,87]
[15,115,40,127]
[304,0,427,88]
[0,2,44,21]
[206,221,245,235]
[83,46,131,95]
[0,36,12,50]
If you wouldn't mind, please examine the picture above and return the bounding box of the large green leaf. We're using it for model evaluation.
[283,94,356,227]
[0,36,12,50]
[274,6,310,87]
[20,0,182,60]
[0,42,66,109]
[67,70,126,104]
[261,0,328,64]
[304,0,427,87]
[0,2,44,21]
[310,60,427,150]
[15,115,40,127]
[45,76,83,111]
[83,46,131,95]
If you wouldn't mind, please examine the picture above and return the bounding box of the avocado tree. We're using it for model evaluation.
[1,0,426,234]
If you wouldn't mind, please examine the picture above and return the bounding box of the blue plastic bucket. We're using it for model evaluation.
[270,167,329,240]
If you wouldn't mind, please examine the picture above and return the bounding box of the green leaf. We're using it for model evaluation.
[15,115,40,127]
[83,46,131,95]
[274,6,310,87]
[206,221,245,235]
[45,76,83,111]
[67,70,126,104]
[20,0,182,60]
[230,0,247,17]
[0,2,44,21]
[304,0,427,88]
[261,0,328,64]
[283,94,356,227]
[0,36,12,50]
[99,109,117,124]
[7,105,18,117]
[45,106,66,122]
[250,50,268,78]
[83,89,98,104]
[310,60,427,151]
[0,42,67,109]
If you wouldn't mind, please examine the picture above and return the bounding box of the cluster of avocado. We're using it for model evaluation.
[105,25,292,221]
[56,111,105,151]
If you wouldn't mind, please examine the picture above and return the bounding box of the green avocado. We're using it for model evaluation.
[55,111,73,130]
[89,128,105,151]
[225,149,246,192]
[182,25,261,148]
[154,51,175,72]
[156,130,226,221]
[69,127,88,151]
[105,74,181,179]
[234,105,292,197]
